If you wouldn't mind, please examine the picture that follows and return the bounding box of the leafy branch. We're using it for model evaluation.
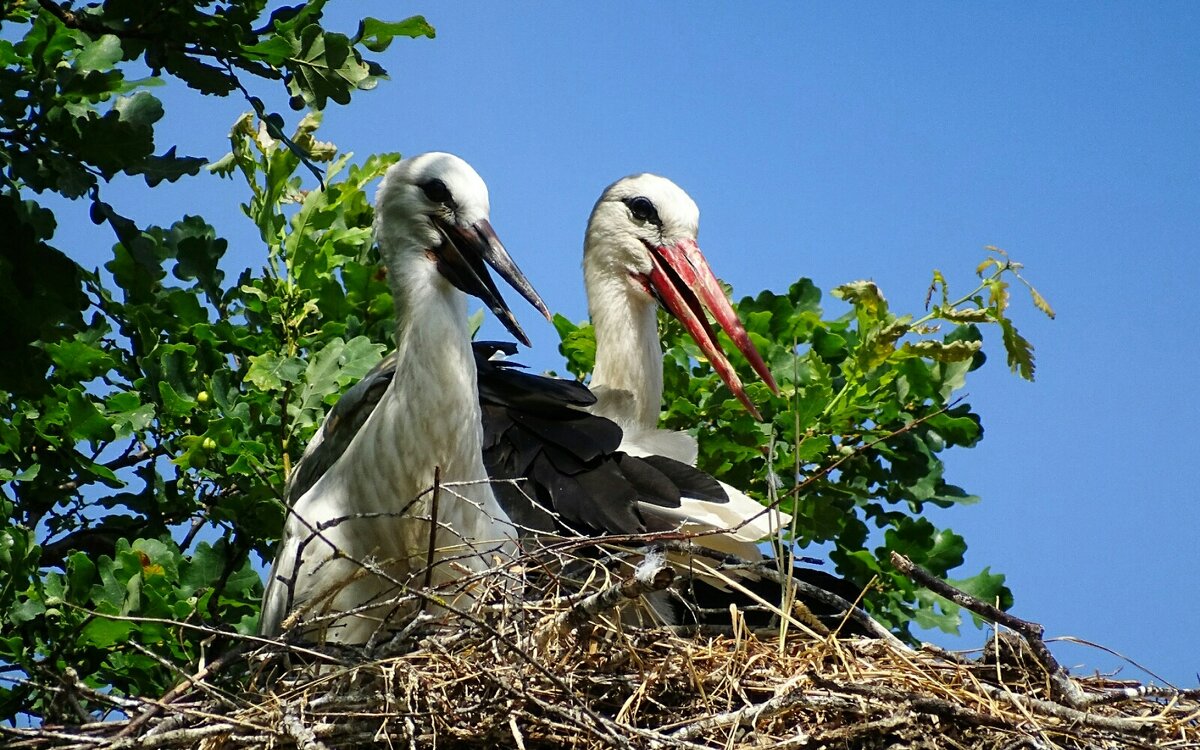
[0,19,410,716]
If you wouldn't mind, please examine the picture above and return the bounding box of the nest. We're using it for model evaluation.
[6,553,1198,750]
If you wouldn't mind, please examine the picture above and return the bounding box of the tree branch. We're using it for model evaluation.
[892,551,1094,709]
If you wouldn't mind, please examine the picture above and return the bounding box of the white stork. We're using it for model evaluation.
[478,174,801,626]
[578,173,789,557]
[259,152,548,644]
[586,174,778,436]
[560,175,877,630]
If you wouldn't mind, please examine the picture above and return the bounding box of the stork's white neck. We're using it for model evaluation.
[330,240,513,568]
[586,264,663,429]
[384,249,487,495]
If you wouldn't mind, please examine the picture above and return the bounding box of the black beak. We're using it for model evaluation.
[432,217,550,347]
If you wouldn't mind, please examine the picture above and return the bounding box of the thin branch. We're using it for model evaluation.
[892,552,1094,709]
[553,551,675,632]
[422,466,441,596]
[115,642,248,738]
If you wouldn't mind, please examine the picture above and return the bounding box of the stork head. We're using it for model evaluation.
[374,152,550,346]
[584,174,779,420]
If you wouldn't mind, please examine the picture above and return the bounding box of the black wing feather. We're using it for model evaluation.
[637,454,727,504]
[284,340,871,636]
[475,342,742,537]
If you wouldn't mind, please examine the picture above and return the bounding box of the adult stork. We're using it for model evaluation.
[481,174,874,631]
[577,173,788,552]
[259,152,548,644]
[484,173,789,551]
[585,174,777,441]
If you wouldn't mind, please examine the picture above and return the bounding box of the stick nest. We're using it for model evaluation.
[7,554,1198,750]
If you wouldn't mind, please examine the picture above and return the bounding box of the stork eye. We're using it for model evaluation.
[420,178,454,205]
[625,196,661,226]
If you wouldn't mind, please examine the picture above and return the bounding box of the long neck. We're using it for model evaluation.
[586,265,663,428]
[384,254,486,490]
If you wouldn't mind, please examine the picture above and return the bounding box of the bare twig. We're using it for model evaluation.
[891,552,1092,708]
[116,643,248,738]
[554,551,675,632]
[422,466,441,597]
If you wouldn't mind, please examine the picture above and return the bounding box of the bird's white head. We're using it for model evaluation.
[375,152,491,250]
[585,173,700,283]
[584,173,779,420]
[374,152,550,346]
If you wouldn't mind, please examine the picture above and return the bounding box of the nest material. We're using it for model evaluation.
[6,555,1198,750]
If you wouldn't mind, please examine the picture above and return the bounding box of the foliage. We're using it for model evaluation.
[555,251,1054,640]
[0,0,422,724]
[0,111,399,723]
[0,0,430,392]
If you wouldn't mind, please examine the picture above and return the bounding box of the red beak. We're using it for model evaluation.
[645,239,780,420]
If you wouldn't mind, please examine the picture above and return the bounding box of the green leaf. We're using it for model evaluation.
[938,307,991,323]
[128,147,206,187]
[999,319,1036,381]
[107,392,156,437]
[354,16,436,52]
[832,280,888,319]
[924,407,983,448]
[66,552,98,604]
[901,339,982,363]
[245,352,305,391]
[553,315,596,379]
[167,53,238,96]
[950,567,1012,611]
[0,39,18,67]
[335,336,386,382]
[987,278,1010,315]
[925,528,968,574]
[9,598,45,624]
[113,90,165,129]
[913,588,964,634]
[10,464,40,482]
[180,541,223,594]
[467,308,485,338]
[240,35,297,64]
[811,327,847,359]
[43,338,117,379]
[286,26,370,110]
[1029,286,1056,319]
[80,616,135,649]
[795,435,833,464]
[74,34,122,72]
[64,92,164,177]
[295,337,383,412]
[66,389,115,442]
[170,215,227,301]
[158,380,196,417]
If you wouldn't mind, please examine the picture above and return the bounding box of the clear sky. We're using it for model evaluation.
[50,4,1199,685]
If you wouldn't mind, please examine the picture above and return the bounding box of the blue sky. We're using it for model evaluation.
[51,4,1199,685]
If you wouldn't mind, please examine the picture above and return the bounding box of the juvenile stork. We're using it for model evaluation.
[259,152,548,644]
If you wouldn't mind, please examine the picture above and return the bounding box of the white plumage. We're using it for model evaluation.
[261,153,544,644]
[582,174,790,558]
